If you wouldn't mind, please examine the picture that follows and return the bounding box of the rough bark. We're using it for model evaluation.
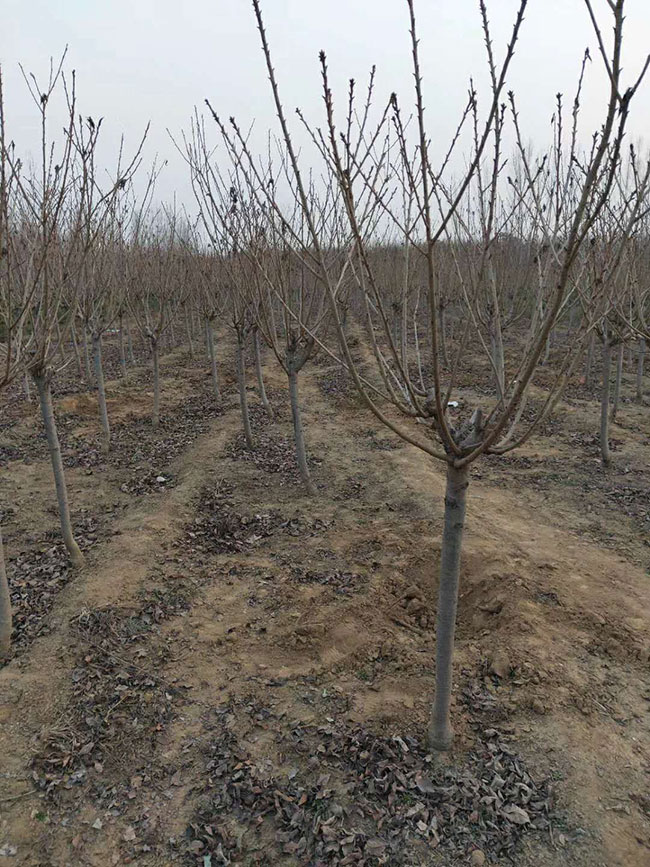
[236,333,253,449]
[611,342,624,421]
[288,362,315,495]
[92,333,111,452]
[151,337,160,429]
[428,462,469,751]
[205,318,220,402]
[23,372,32,403]
[600,340,612,465]
[0,526,11,661]
[637,337,646,402]
[33,371,85,568]
[253,327,272,417]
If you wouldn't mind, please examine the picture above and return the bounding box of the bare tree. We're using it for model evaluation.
[248,0,650,751]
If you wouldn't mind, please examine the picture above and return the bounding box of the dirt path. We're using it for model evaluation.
[0,344,649,866]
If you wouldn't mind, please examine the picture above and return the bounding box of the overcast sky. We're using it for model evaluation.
[3,0,650,208]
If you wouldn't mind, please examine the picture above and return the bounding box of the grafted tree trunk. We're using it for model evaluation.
[151,336,161,429]
[287,357,315,496]
[600,340,612,466]
[205,318,220,402]
[611,342,624,421]
[92,333,111,452]
[637,337,646,402]
[118,312,127,377]
[253,327,272,417]
[33,370,85,568]
[236,331,253,450]
[0,527,11,661]
[428,462,469,751]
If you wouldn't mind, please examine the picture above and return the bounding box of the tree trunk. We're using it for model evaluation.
[82,326,92,380]
[253,328,272,416]
[92,333,111,452]
[23,372,32,403]
[236,333,253,450]
[428,462,469,752]
[611,342,624,421]
[205,318,220,402]
[33,371,85,568]
[288,364,316,495]
[151,337,161,429]
[637,337,646,402]
[600,340,612,466]
[0,526,11,661]
[118,313,127,377]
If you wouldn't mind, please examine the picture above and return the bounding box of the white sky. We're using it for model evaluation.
[3,0,650,208]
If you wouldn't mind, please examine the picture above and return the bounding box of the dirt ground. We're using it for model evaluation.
[0,331,649,867]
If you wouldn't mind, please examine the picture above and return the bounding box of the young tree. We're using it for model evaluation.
[249,0,650,750]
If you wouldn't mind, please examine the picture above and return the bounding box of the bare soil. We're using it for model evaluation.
[0,332,649,866]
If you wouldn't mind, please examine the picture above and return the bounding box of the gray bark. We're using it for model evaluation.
[0,526,11,660]
[23,372,31,403]
[205,318,220,402]
[611,342,624,421]
[288,363,315,495]
[236,334,253,449]
[253,328,272,416]
[92,333,111,452]
[151,337,160,428]
[600,340,612,466]
[33,371,85,568]
[428,462,469,751]
[637,337,646,402]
